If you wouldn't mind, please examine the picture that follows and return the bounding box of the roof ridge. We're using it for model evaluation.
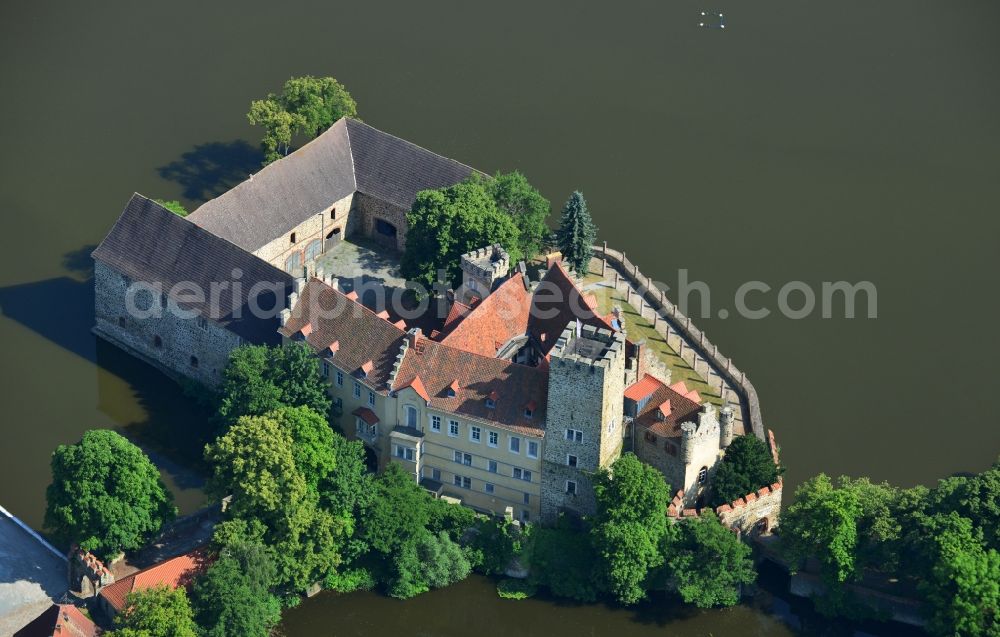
[345,118,484,178]
[341,117,358,192]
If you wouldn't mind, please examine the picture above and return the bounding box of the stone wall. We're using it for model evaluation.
[93,259,240,386]
[254,193,356,273]
[540,325,626,523]
[355,193,408,251]
[666,429,783,536]
[593,243,765,441]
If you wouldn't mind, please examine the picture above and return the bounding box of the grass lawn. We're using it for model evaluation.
[583,276,723,406]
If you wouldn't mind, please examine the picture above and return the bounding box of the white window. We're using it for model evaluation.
[453,475,471,489]
[431,468,441,481]
[485,483,495,495]
[404,405,418,428]
[470,426,481,443]
[448,420,459,437]
[565,429,583,443]
[566,480,577,495]
[488,431,498,447]
[336,370,343,386]
[430,415,441,432]
[394,445,415,461]
[509,436,521,454]
[567,454,578,468]
[453,451,472,466]
[523,493,530,505]
[368,391,376,407]
[512,468,532,482]
[355,418,376,440]
[353,382,361,398]
[322,362,330,378]
[527,441,539,459]
[488,460,497,473]
[698,466,708,483]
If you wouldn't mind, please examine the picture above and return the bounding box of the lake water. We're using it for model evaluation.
[1,0,997,634]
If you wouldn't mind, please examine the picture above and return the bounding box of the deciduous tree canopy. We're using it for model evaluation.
[44,429,175,561]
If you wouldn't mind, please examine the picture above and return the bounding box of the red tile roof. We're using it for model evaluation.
[352,406,379,425]
[624,374,663,401]
[14,604,98,637]
[398,374,430,402]
[98,551,208,614]
[279,280,406,391]
[669,381,702,403]
[393,336,547,436]
[439,274,532,356]
[630,375,702,438]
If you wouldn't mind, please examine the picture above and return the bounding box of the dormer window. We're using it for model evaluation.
[290,232,297,244]
[486,390,499,409]
[447,380,459,397]
[524,408,533,418]
[359,360,373,378]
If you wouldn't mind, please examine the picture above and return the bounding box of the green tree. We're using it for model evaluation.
[780,474,862,585]
[710,434,782,507]
[666,511,756,608]
[44,430,175,561]
[205,414,346,593]
[591,453,675,604]
[217,343,331,429]
[269,405,337,493]
[465,516,519,576]
[486,171,550,260]
[389,530,472,599]
[112,585,197,637]
[154,199,188,217]
[528,517,598,602]
[360,463,432,556]
[248,75,357,165]
[191,553,281,637]
[915,513,1000,637]
[401,177,522,290]
[426,497,476,543]
[927,458,1000,551]
[247,98,301,164]
[555,191,597,275]
[836,476,903,573]
[279,75,357,137]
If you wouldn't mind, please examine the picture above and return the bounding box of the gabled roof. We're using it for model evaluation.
[92,194,293,344]
[98,551,208,614]
[439,274,532,356]
[188,118,480,252]
[352,406,379,425]
[393,334,547,436]
[279,279,406,391]
[14,604,97,637]
[630,375,702,439]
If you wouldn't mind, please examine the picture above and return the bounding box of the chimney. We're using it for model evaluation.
[293,277,306,294]
[279,308,291,326]
[406,327,422,348]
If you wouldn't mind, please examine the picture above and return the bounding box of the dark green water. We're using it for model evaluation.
[1,0,998,634]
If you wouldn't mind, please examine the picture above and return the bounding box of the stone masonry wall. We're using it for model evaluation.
[541,326,626,523]
[593,244,765,442]
[254,193,356,272]
[667,429,783,536]
[93,259,240,386]
[355,193,408,251]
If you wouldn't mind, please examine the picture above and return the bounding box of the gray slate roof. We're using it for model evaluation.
[187,118,480,252]
[93,194,293,344]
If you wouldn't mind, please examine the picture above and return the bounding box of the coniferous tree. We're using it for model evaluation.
[555,191,597,275]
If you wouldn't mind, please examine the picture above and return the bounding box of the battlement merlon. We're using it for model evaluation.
[550,324,626,369]
[459,244,511,280]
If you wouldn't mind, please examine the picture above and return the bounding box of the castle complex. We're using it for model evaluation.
[93,118,780,532]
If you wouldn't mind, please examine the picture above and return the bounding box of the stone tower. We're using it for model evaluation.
[459,244,510,303]
[540,323,626,522]
[719,404,735,448]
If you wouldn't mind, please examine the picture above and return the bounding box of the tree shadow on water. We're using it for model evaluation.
[157,140,262,202]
